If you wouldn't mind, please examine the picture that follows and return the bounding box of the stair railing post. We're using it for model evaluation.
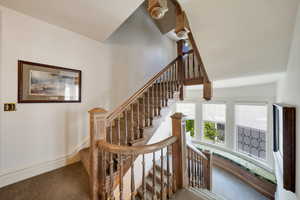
[171,113,188,190]
[177,40,185,100]
[202,150,212,191]
[89,108,108,200]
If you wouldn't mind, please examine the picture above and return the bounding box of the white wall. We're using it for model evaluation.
[184,83,277,170]
[276,3,300,200]
[0,4,175,187]
[107,4,176,108]
[0,5,112,186]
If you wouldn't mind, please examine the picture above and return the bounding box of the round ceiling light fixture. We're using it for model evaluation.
[150,7,168,20]
[176,30,188,39]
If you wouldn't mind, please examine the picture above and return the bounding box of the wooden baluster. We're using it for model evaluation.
[124,110,128,145]
[192,53,196,79]
[142,154,146,200]
[176,63,179,92]
[153,83,157,117]
[156,80,161,116]
[164,73,168,107]
[160,149,164,200]
[144,93,149,127]
[174,63,177,91]
[131,104,135,142]
[194,151,197,187]
[131,155,135,200]
[110,123,113,144]
[136,101,140,139]
[101,150,107,200]
[197,154,200,188]
[194,152,197,188]
[119,154,124,200]
[139,98,145,138]
[171,67,174,99]
[149,88,153,126]
[152,152,156,200]
[146,90,150,126]
[109,151,114,199]
[187,148,191,186]
[117,115,121,145]
[153,85,157,117]
[169,69,172,99]
[167,146,171,199]
[161,75,165,108]
[167,70,170,99]
[187,54,190,80]
[191,151,195,187]
[160,76,164,108]
[201,156,204,187]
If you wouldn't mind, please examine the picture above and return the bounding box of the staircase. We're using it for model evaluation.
[135,159,173,200]
[79,0,213,199]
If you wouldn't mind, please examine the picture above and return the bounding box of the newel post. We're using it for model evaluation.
[171,113,188,190]
[203,150,212,191]
[89,108,108,200]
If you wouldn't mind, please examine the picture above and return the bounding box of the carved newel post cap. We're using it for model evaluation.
[88,107,107,114]
[171,112,184,119]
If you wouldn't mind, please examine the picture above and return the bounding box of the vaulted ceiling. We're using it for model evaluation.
[180,0,300,80]
[0,0,299,80]
[0,0,144,42]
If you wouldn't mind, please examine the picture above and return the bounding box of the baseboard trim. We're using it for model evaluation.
[0,137,89,188]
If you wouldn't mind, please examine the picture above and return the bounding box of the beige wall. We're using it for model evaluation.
[107,4,176,108]
[276,4,300,200]
[0,4,175,187]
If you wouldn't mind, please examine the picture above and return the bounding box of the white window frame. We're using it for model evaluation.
[234,102,269,162]
[201,102,227,146]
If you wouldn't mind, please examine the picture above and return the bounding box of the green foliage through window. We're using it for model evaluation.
[204,121,218,140]
[203,121,225,142]
[186,120,195,137]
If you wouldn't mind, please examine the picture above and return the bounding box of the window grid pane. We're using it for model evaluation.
[236,105,267,160]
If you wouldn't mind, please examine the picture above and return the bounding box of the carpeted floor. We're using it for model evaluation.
[0,162,90,200]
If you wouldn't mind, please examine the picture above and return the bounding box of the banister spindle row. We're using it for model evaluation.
[102,143,175,200]
[187,146,210,190]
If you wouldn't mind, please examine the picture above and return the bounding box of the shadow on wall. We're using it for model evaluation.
[105,2,176,108]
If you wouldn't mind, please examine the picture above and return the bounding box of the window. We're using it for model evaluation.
[202,104,226,143]
[176,103,195,137]
[235,104,267,160]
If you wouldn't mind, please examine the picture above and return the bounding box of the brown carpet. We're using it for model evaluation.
[0,162,90,200]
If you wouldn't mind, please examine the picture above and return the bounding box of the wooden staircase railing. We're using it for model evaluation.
[81,1,213,199]
[83,49,208,200]
[187,143,212,191]
[98,136,178,200]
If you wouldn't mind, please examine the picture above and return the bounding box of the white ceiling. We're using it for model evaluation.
[0,0,144,42]
[180,0,300,80]
[0,0,299,81]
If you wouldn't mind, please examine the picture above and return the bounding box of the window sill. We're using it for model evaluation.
[192,139,273,173]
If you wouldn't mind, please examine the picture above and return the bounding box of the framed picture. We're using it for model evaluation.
[273,104,296,192]
[18,60,81,103]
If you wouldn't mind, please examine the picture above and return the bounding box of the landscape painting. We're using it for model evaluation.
[18,60,81,103]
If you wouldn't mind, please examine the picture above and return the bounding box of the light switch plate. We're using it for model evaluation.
[4,103,17,112]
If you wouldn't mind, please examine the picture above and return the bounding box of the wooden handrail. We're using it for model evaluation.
[187,142,208,160]
[106,56,179,122]
[98,136,177,155]
[98,136,178,155]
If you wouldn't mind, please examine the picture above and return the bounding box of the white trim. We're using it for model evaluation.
[0,137,89,188]
[193,140,273,172]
